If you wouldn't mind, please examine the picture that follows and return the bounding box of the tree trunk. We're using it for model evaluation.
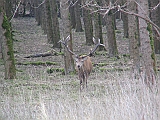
[40,2,47,34]
[69,0,76,29]
[106,10,118,57]
[82,0,94,45]
[94,0,104,51]
[0,1,3,59]
[75,0,83,32]
[5,0,12,19]
[45,0,54,44]
[56,0,61,18]
[138,0,156,86]
[0,10,16,79]
[34,0,41,25]
[149,0,160,54]
[122,0,129,38]
[49,0,61,48]
[127,0,140,77]
[61,0,75,74]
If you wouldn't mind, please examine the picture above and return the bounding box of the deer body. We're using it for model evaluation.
[75,56,93,90]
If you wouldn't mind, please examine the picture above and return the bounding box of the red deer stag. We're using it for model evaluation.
[59,35,105,91]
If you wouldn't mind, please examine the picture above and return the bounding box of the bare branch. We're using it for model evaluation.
[83,1,160,37]
[10,1,21,22]
[118,8,160,37]
[151,2,160,10]
[31,0,46,9]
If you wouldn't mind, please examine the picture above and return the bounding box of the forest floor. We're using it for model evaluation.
[0,17,160,120]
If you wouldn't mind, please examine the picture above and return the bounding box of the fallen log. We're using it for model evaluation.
[24,49,61,58]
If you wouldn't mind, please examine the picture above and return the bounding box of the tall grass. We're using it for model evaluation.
[0,69,159,120]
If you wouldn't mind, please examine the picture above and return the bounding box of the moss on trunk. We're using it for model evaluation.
[147,23,157,74]
[2,14,16,79]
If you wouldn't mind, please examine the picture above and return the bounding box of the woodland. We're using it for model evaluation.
[0,0,160,120]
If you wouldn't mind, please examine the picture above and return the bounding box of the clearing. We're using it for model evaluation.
[0,17,159,120]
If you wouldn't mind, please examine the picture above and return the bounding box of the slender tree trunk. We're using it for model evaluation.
[49,0,61,48]
[149,0,160,54]
[5,0,12,19]
[0,1,3,59]
[103,0,118,57]
[75,0,83,32]
[94,0,104,51]
[106,12,118,57]
[69,0,76,29]
[45,0,54,43]
[56,0,61,18]
[0,11,16,79]
[127,0,140,77]
[138,0,156,86]
[41,2,47,34]
[82,0,94,45]
[34,0,41,25]
[122,0,129,38]
[61,0,75,74]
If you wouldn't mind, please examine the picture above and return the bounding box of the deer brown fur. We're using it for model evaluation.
[74,55,93,90]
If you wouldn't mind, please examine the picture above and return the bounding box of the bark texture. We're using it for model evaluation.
[138,0,156,86]
[61,0,75,74]
[127,0,140,76]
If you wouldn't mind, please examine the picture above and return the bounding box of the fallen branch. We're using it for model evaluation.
[24,49,61,58]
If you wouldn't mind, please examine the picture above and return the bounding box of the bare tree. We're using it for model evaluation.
[40,1,47,33]
[105,0,118,57]
[127,0,140,77]
[34,0,41,25]
[74,0,83,32]
[94,0,104,51]
[69,0,76,29]
[61,0,75,74]
[0,0,3,59]
[80,0,159,87]
[138,0,156,86]
[49,0,61,48]
[82,0,94,45]
[121,0,129,38]
[149,0,160,54]
[0,0,16,79]
[45,0,54,44]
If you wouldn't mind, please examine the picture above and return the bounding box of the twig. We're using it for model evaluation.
[31,0,46,9]
[118,7,160,37]
[151,2,160,10]
[10,1,21,22]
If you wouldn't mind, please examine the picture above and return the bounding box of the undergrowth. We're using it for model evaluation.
[0,70,159,120]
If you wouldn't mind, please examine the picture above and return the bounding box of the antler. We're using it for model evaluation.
[59,35,105,58]
[84,37,105,57]
[58,35,77,57]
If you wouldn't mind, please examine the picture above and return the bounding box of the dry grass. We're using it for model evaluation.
[0,68,159,120]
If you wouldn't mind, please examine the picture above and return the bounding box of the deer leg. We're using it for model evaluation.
[82,78,85,90]
[85,78,87,89]
[80,79,83,91]
[83,73,87,90]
